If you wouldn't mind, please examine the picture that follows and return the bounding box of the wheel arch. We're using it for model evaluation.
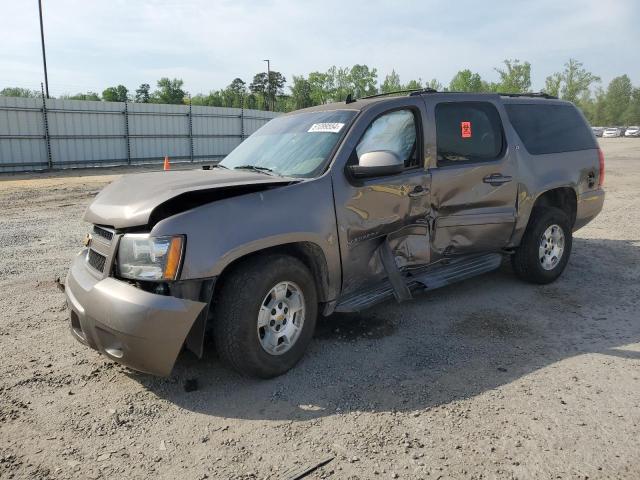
[212,241,334,304]
[531,187,578,227]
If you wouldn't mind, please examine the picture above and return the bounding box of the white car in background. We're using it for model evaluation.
[624,126,640,137]
[603,127,623,138]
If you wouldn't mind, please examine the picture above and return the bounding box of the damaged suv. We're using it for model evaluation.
[65,91,605,378]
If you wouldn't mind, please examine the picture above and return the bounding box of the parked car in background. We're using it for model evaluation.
[592,126,604,137]
[603,127,623,137]
[624,126,640,137]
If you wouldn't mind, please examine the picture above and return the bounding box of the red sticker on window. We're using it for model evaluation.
[461,121,472,138]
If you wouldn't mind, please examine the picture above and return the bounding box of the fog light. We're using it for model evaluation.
[154,283,169,295]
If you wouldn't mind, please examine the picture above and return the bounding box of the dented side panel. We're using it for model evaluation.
[151,175,342,301]
[330,97,433,296]
[423,96,518,256]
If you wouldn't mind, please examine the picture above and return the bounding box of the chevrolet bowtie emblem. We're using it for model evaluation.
[83,233,92,247]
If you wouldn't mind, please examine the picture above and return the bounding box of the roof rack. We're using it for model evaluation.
[497,92,558,99]
[351,87,438,103]
[408,88,438,96]
[346,89,558,104]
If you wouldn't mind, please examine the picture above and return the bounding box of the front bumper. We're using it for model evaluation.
[65,250,206,376]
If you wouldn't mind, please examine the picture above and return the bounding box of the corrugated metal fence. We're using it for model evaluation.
[0,96,278,173]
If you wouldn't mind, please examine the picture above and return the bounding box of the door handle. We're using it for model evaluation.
[408,186,429,198]
[483,173,512,186]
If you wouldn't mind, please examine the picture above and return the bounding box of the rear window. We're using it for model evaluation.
[435,102,504,164]
[505,103,596,155]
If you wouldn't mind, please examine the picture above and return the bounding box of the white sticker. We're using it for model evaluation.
[307,122,345,133]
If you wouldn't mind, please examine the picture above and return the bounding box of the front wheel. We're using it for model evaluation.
[512,207,573,284]
[212,255,318,378]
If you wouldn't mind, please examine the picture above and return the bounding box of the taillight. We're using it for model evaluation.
[598,148,605,187]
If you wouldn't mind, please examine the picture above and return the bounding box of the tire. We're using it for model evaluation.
[212,254,318,378]
[512,207,573,284]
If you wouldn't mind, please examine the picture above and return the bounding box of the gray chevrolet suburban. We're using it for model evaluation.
[65,91,605,378]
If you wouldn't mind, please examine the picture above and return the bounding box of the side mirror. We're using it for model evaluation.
[348,150,404,178]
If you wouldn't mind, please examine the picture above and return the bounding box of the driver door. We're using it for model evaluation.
[331,101,432,296]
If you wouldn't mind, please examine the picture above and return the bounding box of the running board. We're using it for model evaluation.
[335,253,502,312]
[410,253,503,290]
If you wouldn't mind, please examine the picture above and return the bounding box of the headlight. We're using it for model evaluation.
[117,234,184,281]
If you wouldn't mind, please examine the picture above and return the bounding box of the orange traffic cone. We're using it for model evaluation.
[163,156,170,171]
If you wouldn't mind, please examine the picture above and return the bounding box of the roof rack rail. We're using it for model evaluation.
[408,88,438,96]
[347,89,557,103]
[497,92,558,99]
[359,88,426,100]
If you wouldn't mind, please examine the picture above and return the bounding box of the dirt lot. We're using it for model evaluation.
[1,138,639,479]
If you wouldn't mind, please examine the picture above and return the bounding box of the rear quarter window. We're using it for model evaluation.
[505,103,596,155]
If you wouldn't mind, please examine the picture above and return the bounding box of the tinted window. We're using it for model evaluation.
[504,103,596,155]
[356,109,419,169]
[435,102,503,164]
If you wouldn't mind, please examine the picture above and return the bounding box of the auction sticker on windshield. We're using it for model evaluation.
[308,123,345,133]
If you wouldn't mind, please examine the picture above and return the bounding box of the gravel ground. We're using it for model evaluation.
[1,138,639,479]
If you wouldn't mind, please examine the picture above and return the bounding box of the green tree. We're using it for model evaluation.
[348,64,378,98]
[404,79,422,90]
[227,77,246,107]
[591,88,608,126]
[544,72,563,97]
[102,85,129,102]
[623,88,640,125]
[64,92,101,101]
[326,66,351,102]
[191,91,223,107]
[308,71,332,105]
[605,75,633,124]
[561,59,600,103]
[290,75,313,109]
[449,70,484,92]
[153,78,186,104]
[0,87,39,98]
[249,71,286,110]
[545,59,600,103]
[494,59,531,93]
[381,70,402,93]
[424,78,442,90]
[135,83,151,103]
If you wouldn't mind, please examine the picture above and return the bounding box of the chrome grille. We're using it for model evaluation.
[93,225,114,242]
[87,249,107,272]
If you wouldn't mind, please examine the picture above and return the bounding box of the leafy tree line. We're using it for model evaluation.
[2,59,639,125]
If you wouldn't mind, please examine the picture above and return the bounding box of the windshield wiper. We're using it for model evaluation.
[233,165,279,176]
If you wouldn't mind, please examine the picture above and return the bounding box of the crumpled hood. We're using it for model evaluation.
[84,168,296,229]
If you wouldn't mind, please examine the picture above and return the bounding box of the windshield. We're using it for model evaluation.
[219,110,357,177]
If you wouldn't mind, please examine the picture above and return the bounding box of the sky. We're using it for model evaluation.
[1,0,639,97]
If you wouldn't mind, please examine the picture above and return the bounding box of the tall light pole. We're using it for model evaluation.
[38,0,50,98]
[263,59,270,111]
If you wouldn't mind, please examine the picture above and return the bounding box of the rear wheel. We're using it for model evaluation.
[512,207,572,284]
[213,255,318,378]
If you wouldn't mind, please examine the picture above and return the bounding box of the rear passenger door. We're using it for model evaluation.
[426,99,518,254]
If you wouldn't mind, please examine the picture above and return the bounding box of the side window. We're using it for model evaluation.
[504,103,596,155]
[435,102,504,164]
[356,109,419,169]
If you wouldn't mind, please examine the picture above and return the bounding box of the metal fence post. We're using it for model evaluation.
[188,95,194,162]
[40,83,52,169]
[240,96,245,141]
[124,101,131,165]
